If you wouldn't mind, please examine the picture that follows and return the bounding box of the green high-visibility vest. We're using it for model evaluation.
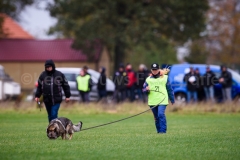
[76,75,90,92]
[146,75,168,105]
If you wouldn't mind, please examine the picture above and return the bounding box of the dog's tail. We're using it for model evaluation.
[73,121,83,132]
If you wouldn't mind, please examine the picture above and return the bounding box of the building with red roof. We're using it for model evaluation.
[0,14,34,39]
[0,39,110,91]
[0,14,110,91]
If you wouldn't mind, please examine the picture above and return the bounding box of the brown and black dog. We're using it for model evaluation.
[46,117,82,140]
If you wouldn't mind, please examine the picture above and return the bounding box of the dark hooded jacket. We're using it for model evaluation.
[113,67,128,91]
[136,69,149,89]
[203,70,218,87]
[183,71,198,91]
[219,70,232,88]
[35,60,71,105]
[97,67,107,90]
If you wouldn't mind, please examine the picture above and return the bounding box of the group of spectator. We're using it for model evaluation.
[76,63,234,104]
[183,65,232,103]
[113,63,149,103]
[76,63,150,103]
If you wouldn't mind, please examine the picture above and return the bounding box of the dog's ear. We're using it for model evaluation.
[46,124,53,133]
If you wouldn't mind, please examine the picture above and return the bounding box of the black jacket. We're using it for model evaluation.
[219,71,232,88]
[195,73,204,89]
[35,60,71,105]
[203,71,218,87]
[97,67,107,91]
[113,70,128,91]
[183,72,198,91]
[136,70,149,89]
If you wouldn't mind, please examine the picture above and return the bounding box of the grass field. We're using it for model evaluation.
[0,102,240,160]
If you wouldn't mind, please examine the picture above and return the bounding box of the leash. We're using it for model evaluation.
[80,91,165,132]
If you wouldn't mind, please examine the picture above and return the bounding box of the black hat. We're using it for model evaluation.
[119,63,125,69]
[45,59,55,68]
[151,63,159,70]
[45,65,52,68]
[83,65,88,70]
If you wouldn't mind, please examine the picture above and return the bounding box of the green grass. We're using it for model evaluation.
[0,103,240,160]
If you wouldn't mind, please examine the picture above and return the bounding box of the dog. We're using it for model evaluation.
[46,117,83,140]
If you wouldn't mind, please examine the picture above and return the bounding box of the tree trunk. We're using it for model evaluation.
[114,39,125,72]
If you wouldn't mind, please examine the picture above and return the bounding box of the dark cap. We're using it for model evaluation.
[83,65,88,70]
[221,65,227,70]
[45,59,55,68]
[151,63,159,70]
[45,65,52,68]
[119,63,125,68]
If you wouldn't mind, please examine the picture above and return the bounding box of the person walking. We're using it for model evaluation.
[203,66,217,102]
[97,67,107,103]
[183,67,198,103]
[219,65,232,102]
[76,69,92,103]
[35,59,71,122]
[113,64,128,103]
[143,63,175,134]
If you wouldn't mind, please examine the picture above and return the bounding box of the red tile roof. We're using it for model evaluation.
[0,39,102,62]
[0,14,34,39]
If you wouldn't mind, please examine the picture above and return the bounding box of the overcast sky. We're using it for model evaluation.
[18,1,57,39]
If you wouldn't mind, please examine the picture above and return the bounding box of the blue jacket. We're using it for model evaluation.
[143,75,175,104]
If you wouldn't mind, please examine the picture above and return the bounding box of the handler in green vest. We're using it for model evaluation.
[76,68,92,103]
[143,63,175,134]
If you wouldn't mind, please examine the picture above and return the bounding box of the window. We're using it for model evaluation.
[228,69,240,83]
[63,73,76,81]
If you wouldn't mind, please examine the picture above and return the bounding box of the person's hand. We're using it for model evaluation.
[146,86,150,91]
[35,97,39,102]
[65,98,70,103]
[219,78,224,83]
[160,68,170,75]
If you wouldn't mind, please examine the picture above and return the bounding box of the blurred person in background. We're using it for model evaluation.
[76,68,93,103]
[136,64,149,103]
[183,67,198,103]
[84,65,94,93]
[143,63,175,134]
[83,66,93,100]
[195,68,205,101]
[97,67,107,103]
[125,63,137,102]
[35,59,71,122]
[203,66,217,102]
[219,65,232,102]
[113,64,128,103]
